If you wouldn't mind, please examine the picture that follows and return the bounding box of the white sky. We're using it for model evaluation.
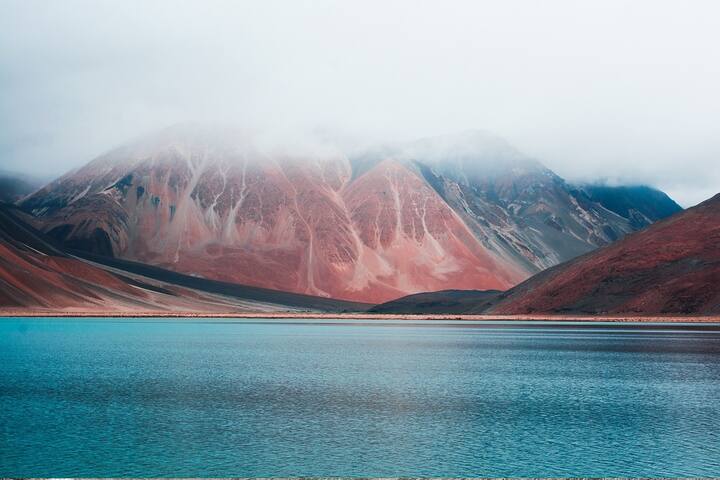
[1,0,719,206]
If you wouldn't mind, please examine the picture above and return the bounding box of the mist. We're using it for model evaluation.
[1,0,719,206]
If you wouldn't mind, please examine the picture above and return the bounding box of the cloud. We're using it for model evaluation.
[1,0,719,206]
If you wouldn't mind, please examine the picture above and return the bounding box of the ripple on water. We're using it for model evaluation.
[0,319,719,477]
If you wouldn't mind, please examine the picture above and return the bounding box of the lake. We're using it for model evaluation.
[1,318,719,477]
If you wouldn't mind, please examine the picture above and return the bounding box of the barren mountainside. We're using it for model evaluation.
[0,203,235,312]
[20,126,680,303]
[0,203,368,313]
[385,132,656,273]
[488,193,720,315]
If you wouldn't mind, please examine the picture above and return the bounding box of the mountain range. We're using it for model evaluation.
[17,125,681,304]
[375,193,719,315]
[4,125,714,316]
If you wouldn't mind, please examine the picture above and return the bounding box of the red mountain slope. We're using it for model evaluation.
[0,211,227,313]
[0,204,365,313]
[342,159,522,300]
[20,127,680,304]
[21,127,524,303]
[490,194,720,315]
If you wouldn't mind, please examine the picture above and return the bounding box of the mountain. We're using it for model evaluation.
[0,172,42,203]
[360,131,679,273]
[20,126,523,303]
[0,203,368,313]
[0,202,231,312]
[488,193,720,315]
[577,184,682,229]
[20,126,679,303]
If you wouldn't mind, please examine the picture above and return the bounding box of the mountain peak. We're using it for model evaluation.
[19,126,683,303]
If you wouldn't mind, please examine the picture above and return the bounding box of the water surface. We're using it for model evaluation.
[1,318,719,477]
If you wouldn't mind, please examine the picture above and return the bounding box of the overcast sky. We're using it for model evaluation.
[1,0,719,206]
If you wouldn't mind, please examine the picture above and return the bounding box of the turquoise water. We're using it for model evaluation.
[1,318,720,477]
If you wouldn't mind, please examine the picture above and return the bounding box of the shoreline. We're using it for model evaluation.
[2,310,720,323]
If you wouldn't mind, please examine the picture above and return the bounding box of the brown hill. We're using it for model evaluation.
[489,194,720,315]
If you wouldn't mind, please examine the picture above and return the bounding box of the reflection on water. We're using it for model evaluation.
[1,318,719,477]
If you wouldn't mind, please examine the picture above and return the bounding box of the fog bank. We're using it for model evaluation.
[1,0,719,206]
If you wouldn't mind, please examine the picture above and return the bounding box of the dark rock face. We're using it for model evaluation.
[577,184,683,228]
[20,126,680,303]
[0,173,42,203]
[47,225,115,257]
[489,193,720,315]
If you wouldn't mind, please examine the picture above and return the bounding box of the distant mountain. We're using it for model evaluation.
[0,172,42,203]
[576,184,682,228]
[488,193,720,315]
[20,126,679,303]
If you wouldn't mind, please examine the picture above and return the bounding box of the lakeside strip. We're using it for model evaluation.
[2,310,720,323]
